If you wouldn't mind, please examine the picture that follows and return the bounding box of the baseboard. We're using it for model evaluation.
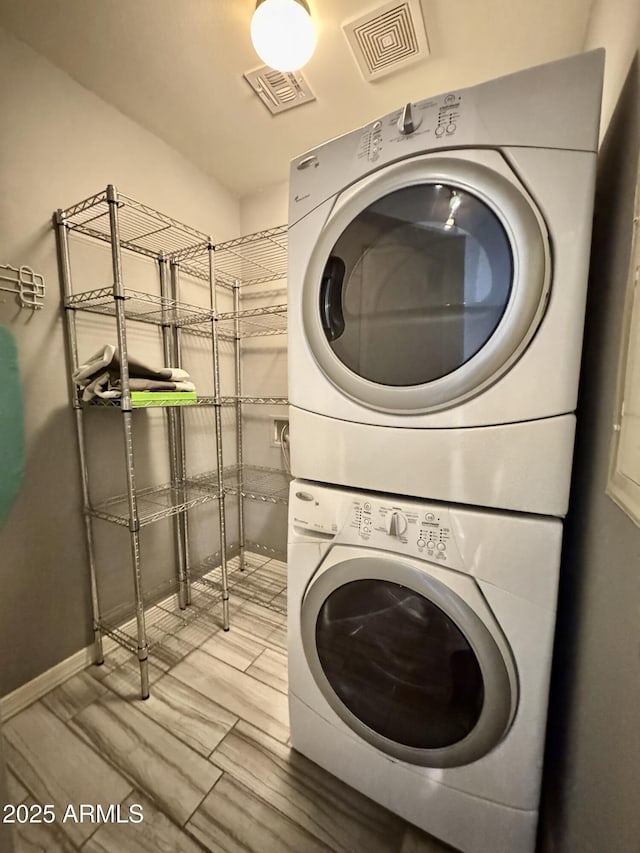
[0,635,118,721]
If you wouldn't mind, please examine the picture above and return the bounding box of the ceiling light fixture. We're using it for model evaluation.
[250,0,316,72]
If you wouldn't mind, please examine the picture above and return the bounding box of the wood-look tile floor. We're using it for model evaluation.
[3,554,455,853]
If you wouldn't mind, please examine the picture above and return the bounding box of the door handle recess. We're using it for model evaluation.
[319,255,346,342]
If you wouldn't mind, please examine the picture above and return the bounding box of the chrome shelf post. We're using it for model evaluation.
[107,184,149,699]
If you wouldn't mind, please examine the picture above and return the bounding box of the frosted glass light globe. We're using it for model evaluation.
[251,0,316,72]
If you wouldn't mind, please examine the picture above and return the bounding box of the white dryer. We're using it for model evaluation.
[288,50,604,516]
[288,480,562,853]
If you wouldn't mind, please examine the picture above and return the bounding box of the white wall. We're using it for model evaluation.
[585,0,640,140]
[0,26,241,695]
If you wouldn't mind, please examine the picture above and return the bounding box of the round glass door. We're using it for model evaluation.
[320,184,513,387]
[316,579,484,749]
[302,153,550,412]
[301,555,515,768]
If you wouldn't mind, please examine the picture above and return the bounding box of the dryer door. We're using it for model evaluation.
[301,550,517,768]
[303,151,550,412]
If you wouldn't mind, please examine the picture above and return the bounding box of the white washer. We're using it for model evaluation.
[288,480,562,853]
[288,50,604,516]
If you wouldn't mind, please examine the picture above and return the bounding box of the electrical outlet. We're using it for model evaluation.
[272,417,289,447]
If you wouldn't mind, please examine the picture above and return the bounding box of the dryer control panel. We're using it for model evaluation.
[291,89,473,225]
[357,91,465,164]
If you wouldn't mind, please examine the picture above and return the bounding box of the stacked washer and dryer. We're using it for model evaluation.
[286,51,604,853]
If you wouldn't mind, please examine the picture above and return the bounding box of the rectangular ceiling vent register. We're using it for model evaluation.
[343,0,430,81]
[244,66,316,115]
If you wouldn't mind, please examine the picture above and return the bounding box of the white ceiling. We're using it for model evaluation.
[0,0,595,197]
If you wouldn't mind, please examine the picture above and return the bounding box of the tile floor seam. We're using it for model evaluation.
[61,717,140,810]
[55,696,149,823]
[208,722,402,853]
[185,771,336,853]
[180,765,228,830]
[169,654,289,744]
[79,789,212,853]
[63,716,215,835]
[4,761,38,808]
[206,714,244,762]
[71,692,220,800]
[76,792,126,851]
[206,750,345,852]
[185,630,266,673]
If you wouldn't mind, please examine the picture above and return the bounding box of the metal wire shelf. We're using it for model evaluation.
[65,287,215,327]
[98,575,225,655]
[217,304,288,339]
[220,396,288,406]
[89,479,221,527]
[224,464,291,504]
[198,552,287,609]
[97,552,287,664]
[188,464,291,505]
[178,225,287,287]
[59,190,211,261]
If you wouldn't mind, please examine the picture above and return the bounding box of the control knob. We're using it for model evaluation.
[386,511,408,537]
[397,103,422,135]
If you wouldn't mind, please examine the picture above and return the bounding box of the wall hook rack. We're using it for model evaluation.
[0,264,45,309]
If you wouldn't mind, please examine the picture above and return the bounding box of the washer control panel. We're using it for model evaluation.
[290,483,460,568]
[350,498,454,565]
[358,91,464,163]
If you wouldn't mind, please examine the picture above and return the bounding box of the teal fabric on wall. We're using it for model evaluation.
[0,327,24,525]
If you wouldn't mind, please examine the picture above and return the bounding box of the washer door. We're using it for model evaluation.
[301,551,516,768]
[303,151,550,413]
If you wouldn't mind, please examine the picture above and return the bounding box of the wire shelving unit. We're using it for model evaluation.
[56,186,289,699]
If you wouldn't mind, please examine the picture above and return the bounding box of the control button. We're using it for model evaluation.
[363,502,371,512]
[425,512,435,521]
[417,540,425,548]
[427,541,435,549]
[437,542,446,551]
[295,491,314,502]
[372,121,382,131]
[446,123,457,134]
[435,126,445,137]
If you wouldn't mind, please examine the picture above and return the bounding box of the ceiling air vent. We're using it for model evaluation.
[244,66,316,115]
[342,0,430,82]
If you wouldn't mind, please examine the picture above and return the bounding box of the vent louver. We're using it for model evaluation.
[343,0,430,81]
[244,66,316,115]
